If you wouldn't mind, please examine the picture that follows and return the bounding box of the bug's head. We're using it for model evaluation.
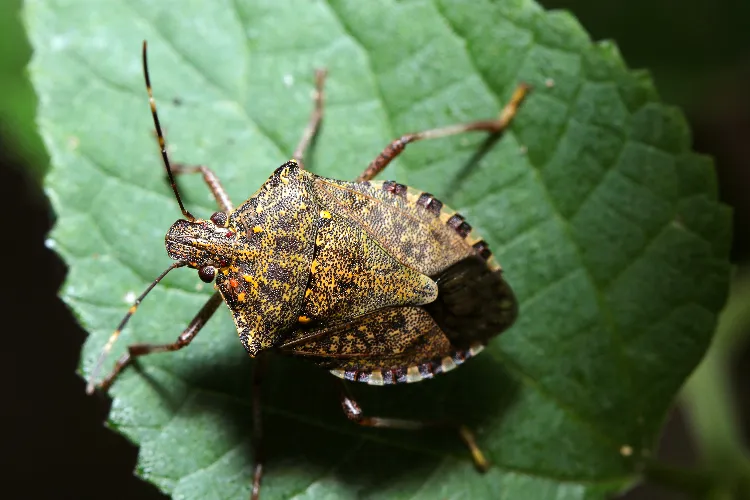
[165,211,237,283]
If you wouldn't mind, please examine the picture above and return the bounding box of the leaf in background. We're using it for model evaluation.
[0,0,47,178]
[26,0,731,498]
[538,0,750,112]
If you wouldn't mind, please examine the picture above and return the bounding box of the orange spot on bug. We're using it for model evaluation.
[298,315,312,324]
[229,278,239,288]
[237,292,246,302]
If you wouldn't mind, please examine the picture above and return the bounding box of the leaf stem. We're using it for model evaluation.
[679,269,750,498]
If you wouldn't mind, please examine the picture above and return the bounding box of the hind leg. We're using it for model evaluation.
[356,83,530,182]
[338,380,489,471]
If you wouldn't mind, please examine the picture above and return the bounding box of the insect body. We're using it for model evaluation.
[88,41,528,500]
[169,162,518,383]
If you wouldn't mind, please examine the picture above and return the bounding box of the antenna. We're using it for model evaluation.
[142,40,195,221]
[86,260,187,394]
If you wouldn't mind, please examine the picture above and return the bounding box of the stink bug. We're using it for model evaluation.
[87,41,528,499]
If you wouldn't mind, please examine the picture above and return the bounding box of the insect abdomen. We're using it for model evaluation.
[329,342,486,385]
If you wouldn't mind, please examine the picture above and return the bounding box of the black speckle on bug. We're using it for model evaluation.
[472,240,492,260]
[447,214,472,238]
[416,192,442,216]
[258,282,283,303]
[382,180,407,197]
[266,262,293,282]
[274,235,303,253]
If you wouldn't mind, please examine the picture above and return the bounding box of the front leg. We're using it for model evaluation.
[172,163,233,213]
[292,69,328,169]
[93,292,223,393]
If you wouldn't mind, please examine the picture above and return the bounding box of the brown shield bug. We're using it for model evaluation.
[87,41,528,499]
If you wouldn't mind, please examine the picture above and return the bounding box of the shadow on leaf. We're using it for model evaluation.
[130,343,520,495]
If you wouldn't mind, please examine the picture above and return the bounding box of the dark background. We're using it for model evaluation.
[2,0,749,499]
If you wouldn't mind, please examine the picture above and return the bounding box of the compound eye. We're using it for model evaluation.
[210,211,228,227]
[198,265,217,283]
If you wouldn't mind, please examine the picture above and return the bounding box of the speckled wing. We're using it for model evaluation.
[281,306,452,366]
[280,306,487,385]
[299,209,438,325]
[310,177,481,277]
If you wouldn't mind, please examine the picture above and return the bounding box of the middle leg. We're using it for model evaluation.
[250,353,270,500]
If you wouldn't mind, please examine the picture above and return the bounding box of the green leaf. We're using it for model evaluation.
[0,0,47,178]
[27,0,731,498]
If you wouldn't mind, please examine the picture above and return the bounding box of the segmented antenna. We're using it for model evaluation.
[142,40,195,221]
[86,261,187,394]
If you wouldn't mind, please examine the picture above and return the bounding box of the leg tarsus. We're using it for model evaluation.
[356,82,530,182]
[458,425,490,472]
[338,382,490,472]
[251,463,263,500]
[293,68,328,169]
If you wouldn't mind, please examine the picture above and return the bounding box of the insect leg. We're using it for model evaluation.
[292,69,328,169]
[171,164,233,212]
[356,83,530,182]
[250,353,269,500]
[338,381,490,472]
[96,292,223,392]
